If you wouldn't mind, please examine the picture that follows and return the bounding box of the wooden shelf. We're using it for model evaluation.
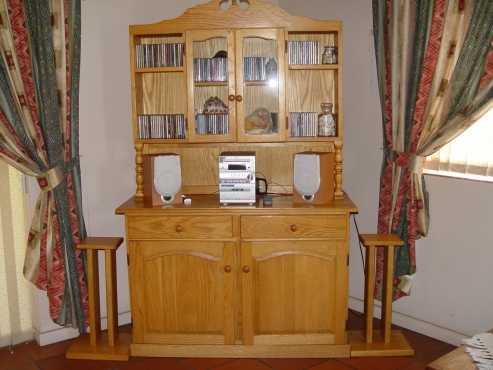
[289,64,339,70]
[136,66,184,73]
[195,81,228,87]
[288,136,340,142]
[244,80,270,86]
[136,138,187,144]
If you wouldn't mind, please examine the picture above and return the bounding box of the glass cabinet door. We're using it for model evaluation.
[186,30,236,142]
[235,29,285,142]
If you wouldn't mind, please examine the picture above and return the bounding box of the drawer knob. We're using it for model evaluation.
[175,225,184,233]
[228,94,236,101]
[224,265,232,273]
[235,95,243,102]
[290,224,298,232]
[242,265,250,273]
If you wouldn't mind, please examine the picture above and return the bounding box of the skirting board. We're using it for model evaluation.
[34,311,131,346]
[349,296,467,346]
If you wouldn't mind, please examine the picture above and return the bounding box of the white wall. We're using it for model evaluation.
[279,0,493,345]
[36,0,493,346]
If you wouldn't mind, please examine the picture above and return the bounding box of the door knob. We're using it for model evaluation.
[228,94,236,101]
[235,95,243,102]
[224,265,232,273]
[242,265,250,273]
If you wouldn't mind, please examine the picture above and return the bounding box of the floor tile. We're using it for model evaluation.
[259,358,327,370]
[181,357,235,370]
[212,359,272,370]
[306,359,354,370]
[0,346,40,370]
[118,357,187,370]
[340,356,414,370]
[37,355,122,370]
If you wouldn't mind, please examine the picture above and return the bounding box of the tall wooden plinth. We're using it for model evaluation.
[349,234,414,357]
[66,237,130,361]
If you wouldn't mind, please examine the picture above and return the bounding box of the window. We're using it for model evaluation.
[0,162,33,347]
[424,107,493,182]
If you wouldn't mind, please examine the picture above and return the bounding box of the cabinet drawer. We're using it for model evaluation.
[127,216,233,239]
[241,215,346,239]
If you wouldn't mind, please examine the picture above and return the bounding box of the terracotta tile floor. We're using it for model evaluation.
[0,311,455,370]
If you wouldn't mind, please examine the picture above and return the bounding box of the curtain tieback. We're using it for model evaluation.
[37,165,64,192]
[36,159,77,192]
[388,150,425,174]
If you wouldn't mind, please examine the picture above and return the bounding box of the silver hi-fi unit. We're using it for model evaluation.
[219,152,256,205]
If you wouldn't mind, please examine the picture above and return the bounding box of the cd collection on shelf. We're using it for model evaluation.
[287,41,321,65]
[194,58,228,82]
[290,112,319,137]
[244,57,268,81]
[195,114,229,135]
[135,43,184,68]
[137,114,186,140]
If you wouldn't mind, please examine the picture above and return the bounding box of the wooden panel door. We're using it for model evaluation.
[129,240,235,344]
[241,240,347,345]
[186,30,236,142]
[236,28,286,142]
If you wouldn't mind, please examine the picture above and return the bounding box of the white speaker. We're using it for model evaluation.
[144,154,182,205]
[293,152,334,204]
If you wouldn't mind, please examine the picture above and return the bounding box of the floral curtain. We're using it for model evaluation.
[0,0,87,331]
[373,0,493,299]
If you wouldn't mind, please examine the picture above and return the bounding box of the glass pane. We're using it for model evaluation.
[243,36,279,135]
[193,37,230,136]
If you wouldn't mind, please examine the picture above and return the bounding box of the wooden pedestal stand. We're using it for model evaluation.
[66,237,130,361]
[349,234,414,357]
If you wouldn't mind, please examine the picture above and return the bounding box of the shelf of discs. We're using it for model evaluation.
[243,57,277,82]
[287,41,321,65]
[137,114,186,140]
[289,112,337,138]
[194,57,227,82]
[195,113,229,135]
[135,43,184,68]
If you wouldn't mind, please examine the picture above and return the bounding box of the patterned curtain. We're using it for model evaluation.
[0,0,87,331]
[373,0,493,299]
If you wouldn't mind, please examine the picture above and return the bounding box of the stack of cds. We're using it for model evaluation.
[290,112,319,137]
[135,43,184,68]
[194,58,228,82]
[244,57,267,81]
[195,114,229,135]
[137,114,186,139]
[288,41,321,65]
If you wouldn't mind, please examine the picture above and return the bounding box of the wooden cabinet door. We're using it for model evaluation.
[186,30,236,142]
[129,240,235,344]
[235,28,286,142]
[241,240,347,345]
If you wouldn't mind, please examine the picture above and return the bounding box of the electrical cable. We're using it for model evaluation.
[352,214,366,272]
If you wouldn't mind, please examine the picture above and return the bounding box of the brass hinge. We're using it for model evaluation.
[347,254,349,266]
[285,116,289,130]
[285,40,288,53]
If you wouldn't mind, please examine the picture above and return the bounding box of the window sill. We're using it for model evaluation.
[423,169,493,184]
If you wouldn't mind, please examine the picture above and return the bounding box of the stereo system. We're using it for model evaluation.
[143,151,334,206]
[143,154,182,206]
[293,151,335,204]
[219,151,256,205]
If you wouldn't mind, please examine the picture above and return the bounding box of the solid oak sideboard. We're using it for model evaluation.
[116,194,357,358]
